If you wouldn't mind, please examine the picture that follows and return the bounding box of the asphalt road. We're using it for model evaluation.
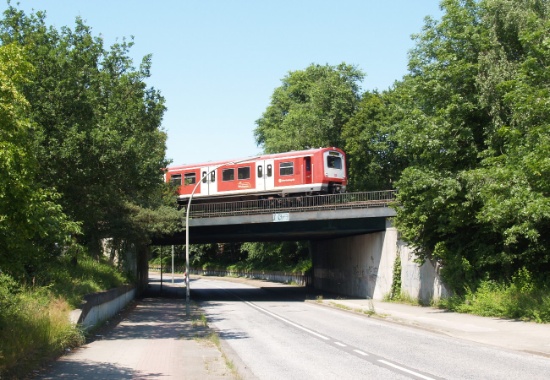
[193,277,550,380]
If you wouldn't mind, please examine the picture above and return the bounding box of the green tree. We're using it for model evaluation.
[241,241,310,270]
[254,63,364,153]
[465,0,550,278]
[342,90,406,191]
[0,42,79,277]
[0,6,169,257]
[393,0,550,292]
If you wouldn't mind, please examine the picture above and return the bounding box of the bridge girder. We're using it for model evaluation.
[152,207,395,245]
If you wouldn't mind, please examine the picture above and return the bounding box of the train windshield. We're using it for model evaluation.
[327,155,342,169]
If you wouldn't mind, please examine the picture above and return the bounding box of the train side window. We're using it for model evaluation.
[210,171,216,182]
[222,168,234,181]
[257,165,263,178]
[202,171,207,183]
[327,155,342,169]
[238,166,250,180]
[184,173,196,185]
[267,164,272,177]
[280,162,294,176]
[170,174,182,186]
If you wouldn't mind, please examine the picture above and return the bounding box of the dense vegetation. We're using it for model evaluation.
[150,241,312,275]
[392,0,550,295]
[0,3,181,377]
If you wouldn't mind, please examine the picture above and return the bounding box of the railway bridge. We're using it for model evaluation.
[154,190,446,302]
[157,191,397,244]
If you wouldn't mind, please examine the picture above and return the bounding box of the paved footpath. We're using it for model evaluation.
[38,280,234,379]
[317,297,550,358]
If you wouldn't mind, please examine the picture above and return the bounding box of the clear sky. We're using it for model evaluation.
[8,1,443,166]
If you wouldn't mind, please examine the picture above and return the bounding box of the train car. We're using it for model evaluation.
[165,147,347,204]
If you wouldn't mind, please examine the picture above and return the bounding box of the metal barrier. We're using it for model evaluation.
[187,190,396,218]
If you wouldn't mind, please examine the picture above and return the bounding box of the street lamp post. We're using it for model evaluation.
[184,157,257,316]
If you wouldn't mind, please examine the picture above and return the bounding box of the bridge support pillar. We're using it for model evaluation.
[311,219,448,302]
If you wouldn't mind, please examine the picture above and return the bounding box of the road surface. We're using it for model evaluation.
[194,277,550,379]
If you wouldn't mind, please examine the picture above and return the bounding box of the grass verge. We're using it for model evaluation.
[190,308,241,379]
[0,254,130,378]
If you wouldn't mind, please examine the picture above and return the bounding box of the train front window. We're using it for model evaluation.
[238,166,250,180]
[280,162,294,176]
[170,174,182,186]
[327,155,342,169]
[222,168,234,181]
[184,173,196,185]
[202,171,207,183]
[258,165,263,178]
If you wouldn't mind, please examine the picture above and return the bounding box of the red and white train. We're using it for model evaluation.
[165,147,347,203]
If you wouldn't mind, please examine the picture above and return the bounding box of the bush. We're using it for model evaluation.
[437,268,550,323]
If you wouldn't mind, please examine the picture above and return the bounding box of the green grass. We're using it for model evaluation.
[383,291,423,306]
[41,254,129,308]
[329,301,352,311]
[0,253,131,378]
[0,286,85,378]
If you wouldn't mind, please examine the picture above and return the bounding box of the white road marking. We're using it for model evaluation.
[207,281,440,380]
[378,360,436,380]
[244,301,329,340]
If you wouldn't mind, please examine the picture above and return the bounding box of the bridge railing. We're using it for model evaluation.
[187,190,396,218]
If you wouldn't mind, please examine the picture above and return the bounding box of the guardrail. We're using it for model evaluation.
[187,190,396,218]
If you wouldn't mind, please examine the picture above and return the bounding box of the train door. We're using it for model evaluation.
[255,161,265,192]
[199,166,210,196]
[303,156,312,184]
[264,159,275,191]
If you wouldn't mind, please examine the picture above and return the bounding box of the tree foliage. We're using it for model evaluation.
[393,0,550,292]
[0,5,173,260]
[0,42,80,277]
[0,4,179,282]
[342,90,407,191]
[241,241,310,269]
[254,63,364,153]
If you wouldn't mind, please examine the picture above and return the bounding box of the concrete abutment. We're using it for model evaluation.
[311,220,448,303]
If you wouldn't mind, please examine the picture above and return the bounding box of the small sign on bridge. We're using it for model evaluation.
[273,213,290,222]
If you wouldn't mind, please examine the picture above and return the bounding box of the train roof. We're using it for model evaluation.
[166,147,344,171]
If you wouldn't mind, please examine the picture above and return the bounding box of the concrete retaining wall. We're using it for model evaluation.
[192,268,311,286]
[70,285,135,330]
[311,220,448,303]
[398,240,449,302]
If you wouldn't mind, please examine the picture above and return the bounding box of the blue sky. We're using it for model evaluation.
[9,1,443,165]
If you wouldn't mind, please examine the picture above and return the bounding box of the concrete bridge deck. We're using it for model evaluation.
[156,191,397,244]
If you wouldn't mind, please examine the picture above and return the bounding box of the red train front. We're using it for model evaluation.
[165,147,347,203]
